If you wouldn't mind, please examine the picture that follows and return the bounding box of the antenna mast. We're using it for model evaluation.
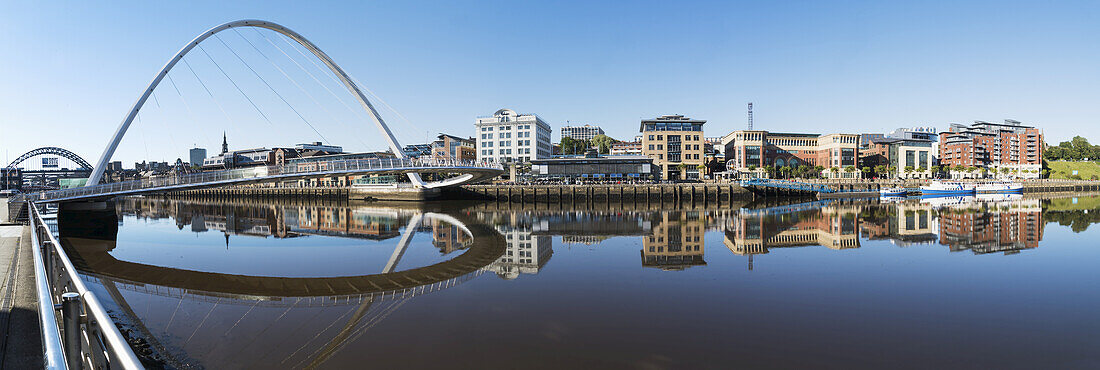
[747,102,754,130]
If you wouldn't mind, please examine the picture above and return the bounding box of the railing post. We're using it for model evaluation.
[61,291,83,370]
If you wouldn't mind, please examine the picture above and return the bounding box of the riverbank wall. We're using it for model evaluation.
[145,179,1100,203]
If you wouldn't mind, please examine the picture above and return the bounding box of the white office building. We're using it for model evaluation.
[475,108,552,163]
[560,124,605,141]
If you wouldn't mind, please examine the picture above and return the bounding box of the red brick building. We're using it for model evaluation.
[939,120,1043,178]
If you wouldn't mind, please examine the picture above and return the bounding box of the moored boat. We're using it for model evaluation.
[919,180,975,196]
[974,180,1023,194]
[880,187,908,197]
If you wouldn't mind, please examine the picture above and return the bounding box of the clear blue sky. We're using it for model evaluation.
[2,0,1099,166]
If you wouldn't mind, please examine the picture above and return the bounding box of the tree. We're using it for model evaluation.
[904,166,914,177]
[591,134,619,154]
[560,137,577,155]
[874,165,887,178]
[861,166,871,179]
[930,165,942,179]
[797,165,810,179]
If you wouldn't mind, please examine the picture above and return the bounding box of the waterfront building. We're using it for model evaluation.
[530,152,654,181]
[860,137,934,178]
[887,126,938,141]
[720,130,860,178]
[189,147,207,167]
[0,168,21,191]
[859,133,885,147]
[475,108,552,164]
[939,120,1043,179]
[402,143,433,158]
[431,134,476,161]
[203,148,272,169]
[639,114,707,180]
[609,141,642,155]
[560,124,605,141]
[295,141,344,153]
[107,161,124,172]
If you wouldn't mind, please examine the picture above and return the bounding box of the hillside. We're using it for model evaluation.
[1046,161,1100,180]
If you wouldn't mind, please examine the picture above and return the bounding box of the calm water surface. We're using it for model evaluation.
[56,194,1100,369]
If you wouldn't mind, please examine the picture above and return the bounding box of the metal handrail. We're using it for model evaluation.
[28,203,145,369]
[12,157,503,203]
[28,208,67,370]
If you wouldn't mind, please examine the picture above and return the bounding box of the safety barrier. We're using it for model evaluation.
[28,203,144,369]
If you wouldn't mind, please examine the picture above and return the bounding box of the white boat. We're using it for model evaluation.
[974,180,1023,194]
[919,180,975,196]
[880,187,908,197]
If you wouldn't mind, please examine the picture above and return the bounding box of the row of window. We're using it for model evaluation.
[648,134,702,141]
[481,148,533,156]
[480,124,536,132]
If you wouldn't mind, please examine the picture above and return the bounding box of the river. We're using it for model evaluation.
[53,194,1100,369]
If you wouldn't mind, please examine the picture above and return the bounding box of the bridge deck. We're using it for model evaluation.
[12,158,502,203]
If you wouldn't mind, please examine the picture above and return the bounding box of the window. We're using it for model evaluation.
[657,135,663,140]
[648,135,655,140]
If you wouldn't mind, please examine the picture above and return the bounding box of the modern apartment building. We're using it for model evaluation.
[721,130,860,178]
[639,114,706,180]
[939,120,1043,178]
[475,108,552,163]
[560,124,604,141]
[431,134,476,161]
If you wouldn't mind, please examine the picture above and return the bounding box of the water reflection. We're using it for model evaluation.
[52,194,1100,369]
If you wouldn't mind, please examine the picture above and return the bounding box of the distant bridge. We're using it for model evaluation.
[3,147,93,191]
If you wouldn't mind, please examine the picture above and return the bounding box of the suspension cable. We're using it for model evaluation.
[234,28,368,149]
[213,33,329,143]
[180,58,237,130]
[273,34,367,119]
[275,35,427,145]
[165,72,216,147]
[196,43,276,126]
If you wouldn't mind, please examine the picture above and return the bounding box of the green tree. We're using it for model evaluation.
[559,137,576,155]
[930,165,942,179]
[591,134,618,154]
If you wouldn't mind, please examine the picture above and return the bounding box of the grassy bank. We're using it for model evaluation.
[1047,161,1100,180]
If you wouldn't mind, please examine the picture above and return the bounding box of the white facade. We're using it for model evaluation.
[475,108,552,163]
[560,124,604,141]
[487,226,553,279]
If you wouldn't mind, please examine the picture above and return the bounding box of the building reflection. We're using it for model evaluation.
[484,212,553,279]
[860,202,938,246]
[115,198,418,243]
[431,217,472,254]
[934,196,1043,255]
[724,203,862,269]
[641,211,707,270]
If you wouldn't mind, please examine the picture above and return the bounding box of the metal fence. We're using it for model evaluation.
[28,203,145,369]
[12,157,502,203]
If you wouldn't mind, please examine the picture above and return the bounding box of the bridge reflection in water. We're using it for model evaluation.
[48,194,1084,368]
[58,198,505,369]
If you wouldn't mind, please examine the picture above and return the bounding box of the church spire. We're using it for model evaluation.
[222,131,229,154]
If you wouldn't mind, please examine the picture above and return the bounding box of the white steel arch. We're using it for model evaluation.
[87,19,425,187]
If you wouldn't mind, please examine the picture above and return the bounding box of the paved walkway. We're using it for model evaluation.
[0,198,43,369]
